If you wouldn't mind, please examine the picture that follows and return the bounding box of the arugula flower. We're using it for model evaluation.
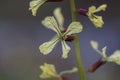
[40,63,59,78]
[40,63,78,79]
[87,4,107,28]
[77,4,107,28]
[29,0,63,16]
[39,8,83,59]
[90,40,120,65]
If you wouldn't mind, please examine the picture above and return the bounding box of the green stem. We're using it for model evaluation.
[69,0,85,80]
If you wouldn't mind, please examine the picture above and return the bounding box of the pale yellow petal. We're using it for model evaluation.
[64,22,83,35]
[94,4,107,13]
[40,63,59,78]
[59,67,78,75]
[102,46,107,60]
[90,40,99,50]
[42,16,61,36]
[88,6,96,16]
[88,15,104,28]
[29,0,47,16]
[87,4,106,28]
[107,50,120,65]
[61,41,71,59]
[53,7,64,31]
[39,36,59,55]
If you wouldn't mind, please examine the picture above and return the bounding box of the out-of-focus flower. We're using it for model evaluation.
[77,4,107,28]
[90,40,120,65]
[89,40,120,72]
[39,7,83,59]
[40,63,78,80]
[40,63,59,78]
[29,0,63,16]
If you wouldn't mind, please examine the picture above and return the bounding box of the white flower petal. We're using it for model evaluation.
[42,16,62,36]
[59,67,78,75]
[88,6,96,15]
[90,40,99,50]
[102,46,107,59]
[64,22,83,35]
[39,36,59,55]
[29,0,47,16]
[107,50,120,65]
[54,7,64,31]
[87,4,106,28]
[94,4,107,13]
[90,40,104,56]
[61,41,71,59]
[40,63,59,78]
[88,15,104,28]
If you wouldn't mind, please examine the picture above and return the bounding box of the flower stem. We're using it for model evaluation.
[69,0,85,80]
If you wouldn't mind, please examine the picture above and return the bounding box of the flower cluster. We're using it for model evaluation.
[28,0,120,80]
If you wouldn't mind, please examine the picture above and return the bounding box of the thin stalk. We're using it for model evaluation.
[69,0,85,80]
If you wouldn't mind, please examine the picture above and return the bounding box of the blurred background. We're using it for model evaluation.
[0,0,120,80]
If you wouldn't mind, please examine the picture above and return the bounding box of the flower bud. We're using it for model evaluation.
[47,0,63,2]
[60,76,68,80]
[77,8,87,16]
[88,58,106,73]
[65,35,75,42]
[61,27,75,42]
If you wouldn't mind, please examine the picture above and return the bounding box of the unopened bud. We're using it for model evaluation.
[77,8,87,16]
[62,27,75,42]
[47,0,63,2]
[88,58,106,73]
[65,35,75,42]
[60,76,68,80]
